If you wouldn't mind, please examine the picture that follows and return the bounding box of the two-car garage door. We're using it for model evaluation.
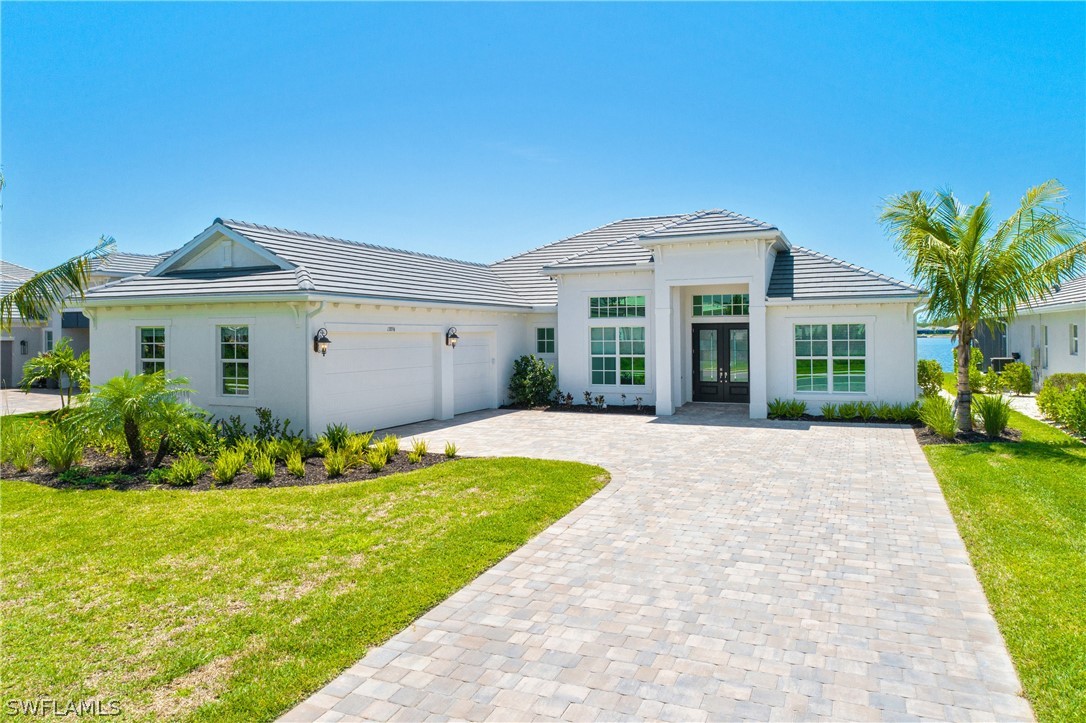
[322,330,494,431]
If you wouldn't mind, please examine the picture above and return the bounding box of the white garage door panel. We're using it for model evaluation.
[454,333,494,414]
[325,332,435,430]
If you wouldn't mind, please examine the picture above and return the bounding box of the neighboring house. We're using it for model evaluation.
[84,210,923,431]
[1006,275,1086,388]
[0,252,166,387]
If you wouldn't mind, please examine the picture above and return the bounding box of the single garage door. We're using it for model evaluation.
[324,331,435,431]
[454,332,495,414]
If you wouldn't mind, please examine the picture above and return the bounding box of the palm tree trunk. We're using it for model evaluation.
[124,418,145,466]
[151,437,170,469]
[956,330,973,432]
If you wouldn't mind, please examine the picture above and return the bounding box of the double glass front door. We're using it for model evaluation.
[692,323,750,403]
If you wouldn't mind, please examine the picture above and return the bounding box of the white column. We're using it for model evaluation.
[655,285,674,415]
[434,333,455,420]
[749,297,768,419]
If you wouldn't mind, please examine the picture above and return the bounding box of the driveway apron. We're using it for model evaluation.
[283,406,1031,722]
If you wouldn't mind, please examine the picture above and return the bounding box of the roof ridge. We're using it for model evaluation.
[218,218,492,269]
[490,213,689,266]
[544,211,708,268]
[790,245,921,292]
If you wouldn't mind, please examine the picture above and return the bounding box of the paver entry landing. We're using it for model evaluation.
[284,406,1031,721]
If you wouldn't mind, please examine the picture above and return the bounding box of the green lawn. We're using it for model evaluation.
[926,411,1086,722]
[1,458,607,722]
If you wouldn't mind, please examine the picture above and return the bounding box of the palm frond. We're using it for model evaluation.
[1,236,115,331]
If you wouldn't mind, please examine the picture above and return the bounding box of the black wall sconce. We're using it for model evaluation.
[313,328,332,356]
[445,327,459,348]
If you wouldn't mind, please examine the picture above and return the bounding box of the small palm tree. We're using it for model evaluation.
[75,371,194,467]
[0,236,116,332]
[19,337,89,408]
[882,180,1085,431]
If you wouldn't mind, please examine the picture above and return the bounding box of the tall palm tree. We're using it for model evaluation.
[0,174,115,331]
[1,237,115,332]
[881,180,1085,431]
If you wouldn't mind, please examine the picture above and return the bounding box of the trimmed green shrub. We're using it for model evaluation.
[165,452,208,486]
[1037,373,1086,418]
[973,394,1011,437]
[508,355,558,407]
[1056,386,1086,436]
[213,448,246,484]
[444,441,458,458]
[917,359,944,398]
[920,396,957,440]
[38,422,85,473]
[767,398,807,419]
[982,368,1005,394]
[1002,361,1033,395]
[286,450,306,478]
[251,452,275,482]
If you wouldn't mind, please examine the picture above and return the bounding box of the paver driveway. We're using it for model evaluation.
[284,406,1031,722]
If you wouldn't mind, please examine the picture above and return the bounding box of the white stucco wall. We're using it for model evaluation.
[88,302,309,430]
[1,323,46,386]
[766,301,919,406]
[1006,308,1086,387]
[553,270,656,407]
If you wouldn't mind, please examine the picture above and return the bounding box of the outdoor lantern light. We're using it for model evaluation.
[445,327,459,348]
[313,328,332,356]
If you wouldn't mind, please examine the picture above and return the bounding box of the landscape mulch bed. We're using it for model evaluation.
[913,426,1022,446]
[1,451,452,492]
[502,404,656,415]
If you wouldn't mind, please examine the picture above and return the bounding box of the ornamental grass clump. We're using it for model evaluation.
[1,423,43,472]
[366,448,388,472]
[213,448,246,485]
[920,396,957,440]
[973,394,1011,437]
[380,435,399,457]
[410,438,428,456]
[323,450,347,478]
[251,452,275,483]
[286,450,306,478]
[820,403,840,420]
[767,398,806,420]
[165,452,207,486]
[38,422,85,473]
[444,441,458,458]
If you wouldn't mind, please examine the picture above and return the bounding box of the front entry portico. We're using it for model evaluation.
[692,323,751,403]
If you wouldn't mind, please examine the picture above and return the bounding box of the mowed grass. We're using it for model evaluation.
[1,458,607,722]
[926,411,1086,722]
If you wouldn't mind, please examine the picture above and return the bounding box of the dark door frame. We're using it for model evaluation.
[691,323,751,403]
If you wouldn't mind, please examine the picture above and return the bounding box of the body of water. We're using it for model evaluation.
[917,336,955,372]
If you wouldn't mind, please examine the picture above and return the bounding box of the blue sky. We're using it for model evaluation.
[3,2,1084,282]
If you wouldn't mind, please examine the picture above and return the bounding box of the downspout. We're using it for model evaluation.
[303,301,325,438]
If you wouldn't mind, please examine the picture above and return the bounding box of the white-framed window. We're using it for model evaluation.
[45,331,54,352]
[589,295,646,318]
[590,326,645,385]
[536,327,555,354]
[794,323,866,393]
[219,325,250,396]
[138,327,166,375]
[1071,323,1080,356]
[1041,324,1049,369]
[693,294,749,316]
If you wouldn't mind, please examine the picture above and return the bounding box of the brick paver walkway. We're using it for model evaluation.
[283,405,1031,722]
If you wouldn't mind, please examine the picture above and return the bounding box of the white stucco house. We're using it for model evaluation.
[1006,275,1086,388]
[83,210,924,432]
[1,253,165,388]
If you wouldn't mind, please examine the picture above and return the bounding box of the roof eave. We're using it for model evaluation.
[541,262,652,276]
[635,229,785,247]
[766,294,924,306]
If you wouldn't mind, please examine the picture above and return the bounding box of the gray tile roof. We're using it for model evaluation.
[1016,275,1086,312]
[544,238,653,270]
[0,260,37,296]
[91,251,170,277]
[491,215,690,303]
[767,247,922,301]
[87,220,531,308]
[637,209,777,240]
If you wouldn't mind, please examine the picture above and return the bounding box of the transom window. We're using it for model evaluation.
[589,295,646,318]
[536,327,555,354]
[590,326,646,385]
[138,327,165,375]
[219,325,249,396]
[693,294,749,316]
[794,323,866,393]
